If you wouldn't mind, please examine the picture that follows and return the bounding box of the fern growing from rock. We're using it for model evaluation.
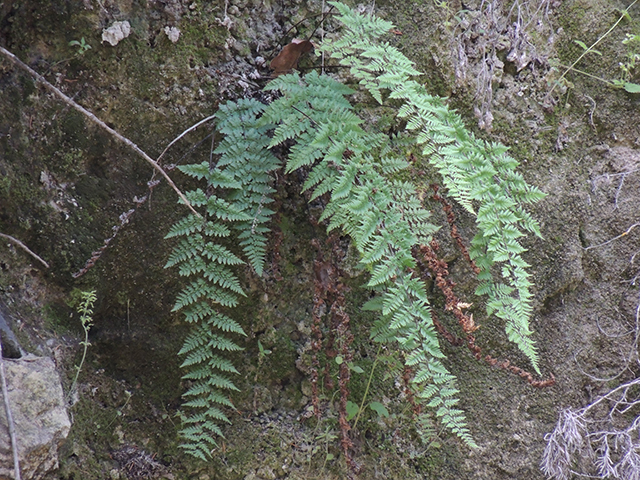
[166,2,546,459]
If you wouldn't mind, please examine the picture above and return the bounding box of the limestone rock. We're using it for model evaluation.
[0,355,71,480]
[164,26,180,43]
[102,21,131,46]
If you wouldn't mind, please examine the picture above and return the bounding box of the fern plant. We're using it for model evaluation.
[260,69,473,443]
[166,1,545,459]
[165,99,280,459]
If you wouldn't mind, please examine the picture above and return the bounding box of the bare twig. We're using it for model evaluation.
[543,293,640,480]
[584,94,597,133]
[584,223,640,251]
[155,113,218,165]
[0,233,49,268]
[0,45,200,218]
[542,377,640,480]
[591,165,640,211]
[0,333,22,480]
[74,111,220,278]
[71,194,149,278]
[573,298,640,383]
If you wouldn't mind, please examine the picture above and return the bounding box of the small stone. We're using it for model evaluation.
[256,466,276,480]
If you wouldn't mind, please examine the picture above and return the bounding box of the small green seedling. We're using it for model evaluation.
[69,37,92,56]
[257,340,272,362]
[66,289,97,404]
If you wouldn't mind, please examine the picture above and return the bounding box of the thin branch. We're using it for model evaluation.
[0,333,22,480]
[584,223,640,251]
[0,233,49,268]
[543,293,640,479]
[155,113,218,165]
[0,45,200,218]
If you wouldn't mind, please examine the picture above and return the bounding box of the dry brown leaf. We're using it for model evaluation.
[270,39,314,76]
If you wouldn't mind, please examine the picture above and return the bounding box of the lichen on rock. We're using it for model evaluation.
[102,21,131,47]
[0,355,71,480]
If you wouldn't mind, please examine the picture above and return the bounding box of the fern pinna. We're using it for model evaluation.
[165,99,279,459]
[166,1,546,459]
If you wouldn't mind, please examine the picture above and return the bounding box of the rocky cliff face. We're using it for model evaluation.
[1,0,640,479]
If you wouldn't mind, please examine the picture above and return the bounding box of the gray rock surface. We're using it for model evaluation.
[0,309,23,360]
[0,355,71,480]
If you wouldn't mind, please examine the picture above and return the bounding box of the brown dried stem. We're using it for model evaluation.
[333,302,358,474]
[310,235,360,474]
[414,242,555,389]
[430,184,480,274]
[310,259,325,419]
[401,362,421,416]
[72,193,151,278]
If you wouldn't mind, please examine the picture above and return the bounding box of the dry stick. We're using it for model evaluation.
[0,334,22,480]
[73,114,220,278]
[0,233,49,268]
[0,46,200,218]
[584,222,640,251]
[155,113,218,165]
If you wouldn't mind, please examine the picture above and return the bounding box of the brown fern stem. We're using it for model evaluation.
[430,184,480,275]
[401,362,421,416]
[413,242,555,389]
[310,239,327,419]
[333,302,359,474]
[310,235,361,474]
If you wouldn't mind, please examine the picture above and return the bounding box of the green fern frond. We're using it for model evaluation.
[165,215,204,238]
[264,67,475,444]
[172,278,239,311]
[164,234,205,268]
[211,99,282,274]
[181,356,239,377]
[206,311,246,335]
[201,263,245,295]
[322,1,544,375]
[166,95,287,457]
[202,243,244,265]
